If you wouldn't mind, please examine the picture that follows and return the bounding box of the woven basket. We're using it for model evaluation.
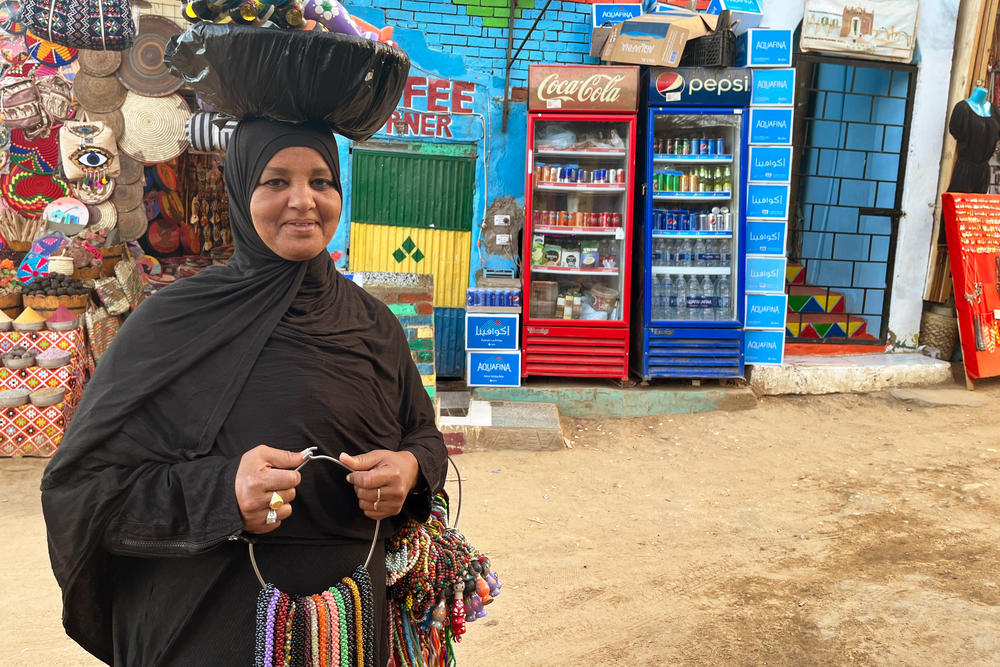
[101,244,127,277]
[919,309,958,361]
[73,265,102,281]
[23,293,90,318]
[0,292,22,319]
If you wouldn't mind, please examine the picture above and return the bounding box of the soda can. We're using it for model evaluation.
[699,213,709,231]
[487,289,497,307]
[570,168,579,183]
[547,211,556,225]
[599,212,609,227]
[612,212,622,227]
[474,288,486,306]
[617,169,625,183]
[699,138,709,155]
[466,289,476,307]
[511,290,521,307]
[715,138,725,155]
[665,138,675,155]
[575,211,585,226]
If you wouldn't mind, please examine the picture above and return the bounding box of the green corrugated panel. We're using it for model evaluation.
[351,150,475,231]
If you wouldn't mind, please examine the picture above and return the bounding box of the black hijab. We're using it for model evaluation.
[40,118,345,662]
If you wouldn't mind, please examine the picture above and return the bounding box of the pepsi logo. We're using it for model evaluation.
[656,72,684,95]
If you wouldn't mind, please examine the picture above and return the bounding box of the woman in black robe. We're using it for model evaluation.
[40,118,448,666]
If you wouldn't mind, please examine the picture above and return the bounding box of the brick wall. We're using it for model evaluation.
[352,272,437,399]
[354,0,597,86]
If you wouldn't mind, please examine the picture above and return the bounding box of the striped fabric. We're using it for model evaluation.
[185,112,238,153]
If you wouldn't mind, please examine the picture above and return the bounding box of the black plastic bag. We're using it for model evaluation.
[164,23,410,141]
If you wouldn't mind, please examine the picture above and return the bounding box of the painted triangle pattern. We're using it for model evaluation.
[784,264,875,340]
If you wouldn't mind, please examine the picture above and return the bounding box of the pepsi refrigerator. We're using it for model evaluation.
[522,64,639,381]
[631,67,751,380]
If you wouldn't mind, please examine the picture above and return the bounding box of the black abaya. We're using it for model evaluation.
[41,119,447,665]
[947,100,1000,193]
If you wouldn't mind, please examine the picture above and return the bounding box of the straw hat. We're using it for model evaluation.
[86,200,118,229]
[117,153,144,185]
[116,203,148,242]
[111,180,143,210]
[118,92,190,164]
[77,49,121,77]
[82,109,125,139]
[74,72,127,113]
[117,15,182,97]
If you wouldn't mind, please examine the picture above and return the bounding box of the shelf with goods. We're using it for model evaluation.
[652,192,732,201]
[535,148,627,158]
[650,266,732,275]
[0,327,90,457]
[534,225,623,237]
[535,183,627,193]
[653,154,734,163]
[653,231,733,238]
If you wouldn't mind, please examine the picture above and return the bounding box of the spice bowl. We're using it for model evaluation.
[3,355,35,369]
[37,349,71,369]
[12,320,44,332]
[30,386,65,407]
[46,318,80,332]
[0,388,29,408]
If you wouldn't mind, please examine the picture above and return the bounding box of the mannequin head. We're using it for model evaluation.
[969,87,988,105]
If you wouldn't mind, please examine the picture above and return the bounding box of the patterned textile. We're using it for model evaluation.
[0,401,69,457]
[20,0,134,52]
[8,126,60,174]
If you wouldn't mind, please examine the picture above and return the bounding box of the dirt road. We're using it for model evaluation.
[3,382,1000,666]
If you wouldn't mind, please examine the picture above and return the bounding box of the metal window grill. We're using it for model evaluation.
[787,53,916,345]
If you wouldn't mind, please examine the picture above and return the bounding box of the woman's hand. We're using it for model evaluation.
[235,445,303,534]
[340,450,420,520]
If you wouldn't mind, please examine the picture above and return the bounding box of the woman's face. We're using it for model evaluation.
[249,146,342,261]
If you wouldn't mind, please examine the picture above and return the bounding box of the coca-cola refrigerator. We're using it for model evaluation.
[521,65,639,381]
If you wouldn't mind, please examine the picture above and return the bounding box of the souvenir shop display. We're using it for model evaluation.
[76,49,122,77]
[59,120,120,183]
[117,91,190,163]
[164,23,409,141]
[942,193,1000,386]
[19,0,135,51]
[116,15,181,96]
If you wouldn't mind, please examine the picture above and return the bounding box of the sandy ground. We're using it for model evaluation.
[3,378,1000,666]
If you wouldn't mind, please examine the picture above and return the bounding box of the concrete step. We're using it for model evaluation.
[749,353,952,395]
[437,400,564,452]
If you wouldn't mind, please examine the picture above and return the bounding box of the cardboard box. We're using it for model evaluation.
[600,12,718,67]
[738,28,794,67]
[706,0,762,34]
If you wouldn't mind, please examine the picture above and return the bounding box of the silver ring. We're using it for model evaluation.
[265,508,277,525]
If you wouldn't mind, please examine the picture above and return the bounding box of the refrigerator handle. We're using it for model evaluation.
[641,183,646,197]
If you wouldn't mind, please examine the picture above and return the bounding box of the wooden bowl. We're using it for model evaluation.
[30,386,65,407]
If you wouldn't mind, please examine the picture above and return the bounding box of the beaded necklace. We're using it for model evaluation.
[383,458,503,667]
[250,449,378,667]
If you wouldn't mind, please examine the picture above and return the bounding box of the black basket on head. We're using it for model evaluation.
[679,28,739,67]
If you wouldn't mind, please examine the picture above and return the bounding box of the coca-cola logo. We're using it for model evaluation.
[535,73,626,105]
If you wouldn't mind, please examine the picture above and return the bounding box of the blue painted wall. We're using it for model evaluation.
[327,0,599,287]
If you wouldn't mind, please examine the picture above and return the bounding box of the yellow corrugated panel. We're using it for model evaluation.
[350,223,470,308]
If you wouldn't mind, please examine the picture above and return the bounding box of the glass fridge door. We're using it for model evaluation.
[647,112,741,323]
[528,118,631,323]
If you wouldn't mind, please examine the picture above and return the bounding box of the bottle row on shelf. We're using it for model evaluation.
[653,166,732,193]
[530,281,620,321]
[651,207,732,232]
[532,209,622,228]
[534,165,626,185]
[651,274,732,322]
[652,238,732,268]
[465,288,521,308]
[653,136,727,157]
[531,235,619,270]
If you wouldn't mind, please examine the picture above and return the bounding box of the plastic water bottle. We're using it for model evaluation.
[694,239,706,268]
[666,275,678,319]
[717,278,731,320]
[661,272,675,319]
[709,239,721,267]
[665,239,677,266]
[652,274,664,318]
[679,239,694,267]
[700,275,715,321]
[676,276,689,320]
[651,238,664,267]
[720,239,732,269]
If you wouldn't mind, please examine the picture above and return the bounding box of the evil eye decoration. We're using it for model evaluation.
[70,146,111,170]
